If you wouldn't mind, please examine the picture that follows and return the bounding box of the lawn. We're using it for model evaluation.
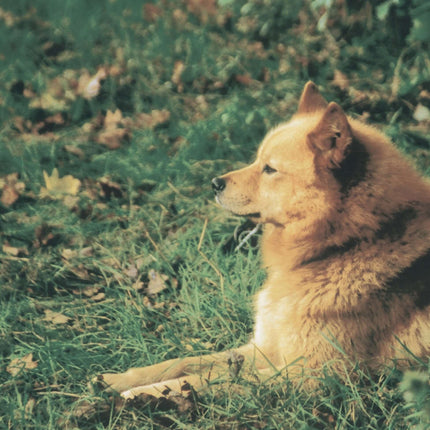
[1,0,430,428]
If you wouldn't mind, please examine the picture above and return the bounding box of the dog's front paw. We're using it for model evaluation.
[91,372,134,394]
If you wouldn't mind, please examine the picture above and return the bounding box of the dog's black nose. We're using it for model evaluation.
[212,177,226,193]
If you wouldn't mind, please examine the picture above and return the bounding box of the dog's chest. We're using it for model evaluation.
[252,286,302,353]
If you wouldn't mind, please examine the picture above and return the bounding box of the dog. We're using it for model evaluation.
[96,82,430,398]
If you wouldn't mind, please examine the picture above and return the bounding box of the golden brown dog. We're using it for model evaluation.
[97,82,430,398]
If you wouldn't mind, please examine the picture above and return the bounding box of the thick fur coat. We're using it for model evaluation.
[97,82,430,398]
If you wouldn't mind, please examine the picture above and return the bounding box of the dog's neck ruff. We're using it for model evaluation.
[300,207,418,267]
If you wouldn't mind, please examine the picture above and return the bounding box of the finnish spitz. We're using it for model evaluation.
[97,82,430,398]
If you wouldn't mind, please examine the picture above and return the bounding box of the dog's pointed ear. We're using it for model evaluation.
[307,102,352,168]
[297,81,328,114]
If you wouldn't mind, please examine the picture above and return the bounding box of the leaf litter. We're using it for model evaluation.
[1,1,429,427]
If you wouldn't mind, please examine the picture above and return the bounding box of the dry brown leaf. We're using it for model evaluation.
[91,292,106,302]
[126,264,138,279]
[332,70,349,91]
[134,109,170,129]
[40,168,81,199]
[96,109,130,149]
[98,127,127,149]
[62,248,78,260]
[64,145,85,159]
[1,184,20,206]
[80,246,93,257]
[34,223,59,248]
[132,281,144,291]
[0,173,25,207]
[147,269,168,295]
[172,9,188,26]
[62,195,80,210]
[2,243,28,257]
[45,113,64,126]
[69,265,90,281]
[419,90,430,101]
[143,3,163,22]
[43,309,71,325]
[7,353,38,376]
[77,68,107,100]
[235,74,254,86]
[172,61,185,92]
[0,7,17,27]
[185,0,217,22]
[24,398,36,420]
[99,177,123,199]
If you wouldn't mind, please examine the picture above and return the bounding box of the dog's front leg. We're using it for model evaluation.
[120,373,217,399]
[96,343,263,393]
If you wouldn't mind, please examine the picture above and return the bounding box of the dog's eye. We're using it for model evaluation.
[262,164,277,174]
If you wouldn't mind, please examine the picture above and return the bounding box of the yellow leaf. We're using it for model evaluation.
[7,353,38,376]
[43,309,71,325]
[40,168,81,199]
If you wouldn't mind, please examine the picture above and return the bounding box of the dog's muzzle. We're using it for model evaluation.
[212,177,226,194]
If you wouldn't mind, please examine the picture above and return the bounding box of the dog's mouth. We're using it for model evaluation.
[212,186,261,219]
[215,192,261,219]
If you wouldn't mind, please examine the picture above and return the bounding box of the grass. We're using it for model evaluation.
[1,0,430,428]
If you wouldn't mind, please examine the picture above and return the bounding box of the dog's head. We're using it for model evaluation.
[213,82,363,228]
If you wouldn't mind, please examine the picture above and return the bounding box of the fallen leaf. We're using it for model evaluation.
[2,243,28,257]
[126,264,138,279]
[78,68,107,100]
[143,3,163,22]
[99,177,123,199]
[71,397,125,422]
[132,281,144,291]
[45,113,65,126]
[419,90,430,101]
[80,246,93,257]
[147,269,168,295]
[7,353,38,376]
[172,61,185,92]
[34,223,59,247]
[62,248,78,260]
[91,292,106,302]
[235,74,254,86]
[43,309,71,325]
[0,7,17,27]
[0,173,25,207]
[133,109,170,129]
[40,168,81,199]
[413,104,430,122]
[62,195,80,209]
[64,144,85,159]
[69,265,90,281]
[96,109,130,149]
[185,0,217,23]
[332,69,349,91]
[1,184,19,206]
[25,398,36,420]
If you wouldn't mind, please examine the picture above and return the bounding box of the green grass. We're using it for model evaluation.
[1,0,430,428]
